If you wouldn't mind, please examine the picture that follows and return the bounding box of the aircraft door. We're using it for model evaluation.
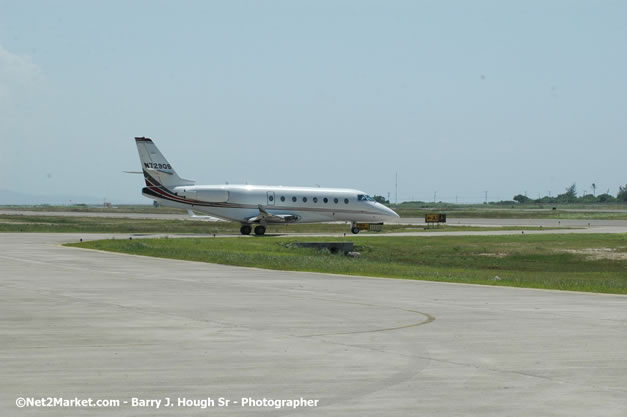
[267,191,275,205]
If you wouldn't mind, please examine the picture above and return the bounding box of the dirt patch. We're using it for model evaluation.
[557,248,627,261]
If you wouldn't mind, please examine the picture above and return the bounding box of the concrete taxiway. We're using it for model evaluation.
[3,209,627,228]
[1,233,626,416]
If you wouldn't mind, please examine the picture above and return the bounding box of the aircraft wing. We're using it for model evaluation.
[186,210,222,222]
[247,205,301,223]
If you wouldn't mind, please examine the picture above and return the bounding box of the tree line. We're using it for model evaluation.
[514,184,627,204]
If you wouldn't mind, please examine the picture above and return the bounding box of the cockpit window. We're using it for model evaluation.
[357,194,375,202]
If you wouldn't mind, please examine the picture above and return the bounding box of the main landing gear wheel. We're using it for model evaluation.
[240,225,252,235]
[351,226,360,234]
[254,225,266,236]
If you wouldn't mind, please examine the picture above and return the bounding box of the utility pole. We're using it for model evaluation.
[434,191,437,203]
[395,172,398,205]
[484,191,488,204]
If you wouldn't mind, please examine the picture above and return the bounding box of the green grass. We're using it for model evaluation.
[67,234,627,294]
[0,214,563,234]
[3,203,627,219]
[0,204,187,214]
[0,214,218,233]
[393,202,627,210]
[393,207,627,220]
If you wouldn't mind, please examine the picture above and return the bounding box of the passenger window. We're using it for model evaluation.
[292,196,297,202]
[303,197,307,203]
[280,196,285,202]
[323,197,328,203]
[313,197,318,203]
[333,198,339,204]
[269,195,274,202]
[344,198,349,204]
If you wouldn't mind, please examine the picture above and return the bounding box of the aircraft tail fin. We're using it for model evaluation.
[134,137,195,187]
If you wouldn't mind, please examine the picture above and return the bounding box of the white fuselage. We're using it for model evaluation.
[134,136,398,228]
[143,184,398,224]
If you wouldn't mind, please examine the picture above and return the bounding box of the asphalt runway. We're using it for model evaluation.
[1,233,626,416]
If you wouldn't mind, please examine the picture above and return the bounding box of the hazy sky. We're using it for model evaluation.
[1,0,625,203]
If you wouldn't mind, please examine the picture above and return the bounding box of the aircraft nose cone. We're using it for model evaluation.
[377,203,399,218]
[387,206,400,218]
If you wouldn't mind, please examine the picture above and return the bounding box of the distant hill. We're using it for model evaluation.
[0,189,104,205]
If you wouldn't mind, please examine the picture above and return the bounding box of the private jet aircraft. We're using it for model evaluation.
[133,137,398,235]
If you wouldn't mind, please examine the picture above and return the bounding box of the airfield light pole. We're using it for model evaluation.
[484,191,488,204]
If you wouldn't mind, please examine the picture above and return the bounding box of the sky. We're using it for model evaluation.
[1,0,625,204]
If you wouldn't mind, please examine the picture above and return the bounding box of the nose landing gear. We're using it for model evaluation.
[350,222,383,234]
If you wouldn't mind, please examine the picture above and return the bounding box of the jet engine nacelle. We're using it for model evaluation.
[174,186,229,203]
